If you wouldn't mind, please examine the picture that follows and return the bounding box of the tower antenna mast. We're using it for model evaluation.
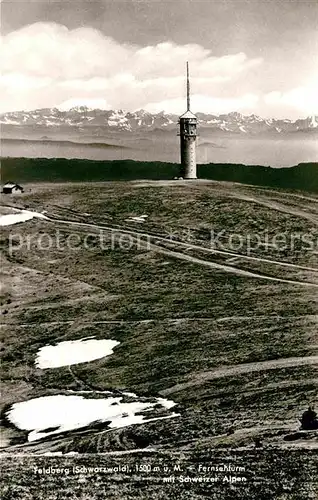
[187,61,190,111]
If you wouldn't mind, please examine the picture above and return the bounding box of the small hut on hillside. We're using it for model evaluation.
[2,182,24,194]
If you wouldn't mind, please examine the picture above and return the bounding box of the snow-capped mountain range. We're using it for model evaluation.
[1,107,317,135]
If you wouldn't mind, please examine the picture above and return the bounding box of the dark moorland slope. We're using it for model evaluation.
[1,157,317,192]
[1,179,318,498]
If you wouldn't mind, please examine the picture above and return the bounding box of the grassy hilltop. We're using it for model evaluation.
[1,178,318,498]
[1,157,318,192]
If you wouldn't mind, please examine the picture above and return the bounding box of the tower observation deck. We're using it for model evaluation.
[178,62,197,179]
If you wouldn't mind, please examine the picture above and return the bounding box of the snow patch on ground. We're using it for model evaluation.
[0,210,47,226]
[7,394,179,442]
[35,337,120,369]
[125,215,148,224]
[122,391,138,398]
[156,397,177,410]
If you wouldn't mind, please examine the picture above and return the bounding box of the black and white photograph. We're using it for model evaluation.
[0,0,317,498]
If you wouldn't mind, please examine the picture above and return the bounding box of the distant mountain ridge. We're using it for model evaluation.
[1,107,317,136]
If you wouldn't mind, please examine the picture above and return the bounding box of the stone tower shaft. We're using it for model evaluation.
[178,62,197,179]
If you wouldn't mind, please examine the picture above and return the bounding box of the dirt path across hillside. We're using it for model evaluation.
[1,314,317,328]
[2,205,318,286]
[38,214,318,287]
[227,193,318,225]
[161,355,318,395]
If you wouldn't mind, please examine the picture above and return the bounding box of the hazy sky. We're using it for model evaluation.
[1,0,317,117]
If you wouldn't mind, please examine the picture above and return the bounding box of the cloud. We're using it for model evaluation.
[58,98,111,111]
[0,73,52,90]
[264,82,318,116]
[0,22,255,81]
[145,94,259,115]
[1,22,315,118]
[0,22,264,113]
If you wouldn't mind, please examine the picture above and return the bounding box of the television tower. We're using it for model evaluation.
[178,62,197,179]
